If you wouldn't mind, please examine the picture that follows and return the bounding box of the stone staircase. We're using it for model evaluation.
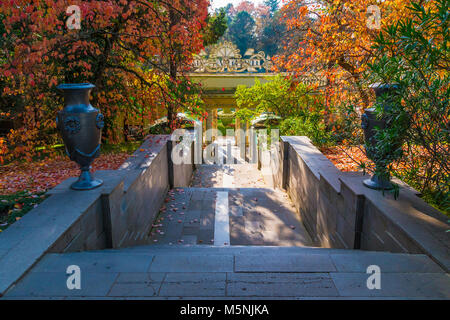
[144,143,317,247]
[3,245,450,299]
[3,141,449,299]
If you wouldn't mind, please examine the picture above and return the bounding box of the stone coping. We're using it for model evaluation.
[119,135,169,192]
[281,136,342,192]
[119,135,169,171]
[0,171,124,296]
[281,136,423,196]
[341,174,450,272]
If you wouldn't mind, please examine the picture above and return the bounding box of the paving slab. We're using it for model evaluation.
[31,252,153,273]
[108,273,164,297]
[147,157,315,247]
[331,252,445,273]
[90,245,370,255]
[6,272,118,297]
[0,226,34,250]
[1,296,67,300]
[181,235,198,245]
[4,246,450,299]
[197,228,214,244]
[229,205,244,217]
[149,254,234,272]
[159,273,226,297]
[3,150,449,299]
[331,272,450,298]
[115,272,166,283]
[226,273,339,297]
[235,254,337,272]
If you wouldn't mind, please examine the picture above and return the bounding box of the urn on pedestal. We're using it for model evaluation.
[56,83,104,190]
[361,83,399,190]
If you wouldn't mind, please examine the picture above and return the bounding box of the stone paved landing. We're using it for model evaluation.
[149,161,313,246]
[190,164,267,188]
[3,246,449,299]
[147,186,312,246]
[228,188,312,245]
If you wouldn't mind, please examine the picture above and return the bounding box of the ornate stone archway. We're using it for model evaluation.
[189,41,276,145]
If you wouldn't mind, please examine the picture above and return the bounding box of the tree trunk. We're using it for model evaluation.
[168,59,177,133]
[167,7,180,133]
[337,57,370,108]
[323,61,333,129]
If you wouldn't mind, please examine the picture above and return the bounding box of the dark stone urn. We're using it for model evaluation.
[56,83,104,190]
[361,83,398,190]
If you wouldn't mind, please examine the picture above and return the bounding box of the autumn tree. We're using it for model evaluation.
[219,0,282,56]
[257,9,284,57]
[203,7,228,46]
[264,0,279,16]
[228,10,257,55]
[148,0,209,130]
[275,0,411,110]
[0,0,209,161]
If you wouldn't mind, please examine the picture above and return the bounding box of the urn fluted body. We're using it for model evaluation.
[361,84,398,190]
[56,83,104,190]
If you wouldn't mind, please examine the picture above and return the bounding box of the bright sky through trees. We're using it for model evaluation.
[209,0,265,11]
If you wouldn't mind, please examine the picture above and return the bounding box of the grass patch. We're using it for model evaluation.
[0,191,48,232]
[101,140,144,155]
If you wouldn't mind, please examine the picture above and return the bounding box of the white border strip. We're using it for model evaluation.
[214,191,230,246]
[222,165,234,188]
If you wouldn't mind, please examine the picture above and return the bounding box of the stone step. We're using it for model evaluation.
[43,245,446,273]
[5,245,449,299]
[109,244,354,254]
[177,186,282,192]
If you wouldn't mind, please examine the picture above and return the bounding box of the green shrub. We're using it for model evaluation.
[235,75,320,118]
[218,111,235,127]
[0,191,48,231]
[280,115,332,147]
[217,122,227,136]
[368,0,449,214]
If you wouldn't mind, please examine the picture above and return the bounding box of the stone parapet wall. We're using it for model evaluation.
[0,135,194,296]
[267,136,450,272]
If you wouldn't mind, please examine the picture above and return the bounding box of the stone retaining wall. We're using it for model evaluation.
[267,136,450,272]
[0,135,194,296]
[172,140,196,188]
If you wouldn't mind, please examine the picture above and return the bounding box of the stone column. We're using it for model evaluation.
[244,120,249,146]
[205,108,213,144]
[235,116,241,146]
[235,116,247,160]
[212,108,218,142]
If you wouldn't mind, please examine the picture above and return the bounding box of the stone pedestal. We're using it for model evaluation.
[235,117,241,146]
[212,109,218,141]
[205,108,214,144]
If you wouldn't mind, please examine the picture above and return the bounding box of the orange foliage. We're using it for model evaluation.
[275,0,411,110]
[321,145,371,172]
[0,153,130,195]
[0,0,209,161]
[0,138,6,165]
[321,144,446,190]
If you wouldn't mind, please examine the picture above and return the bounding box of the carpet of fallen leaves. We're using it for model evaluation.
[321,145,373,172]
[0,153,130,195]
